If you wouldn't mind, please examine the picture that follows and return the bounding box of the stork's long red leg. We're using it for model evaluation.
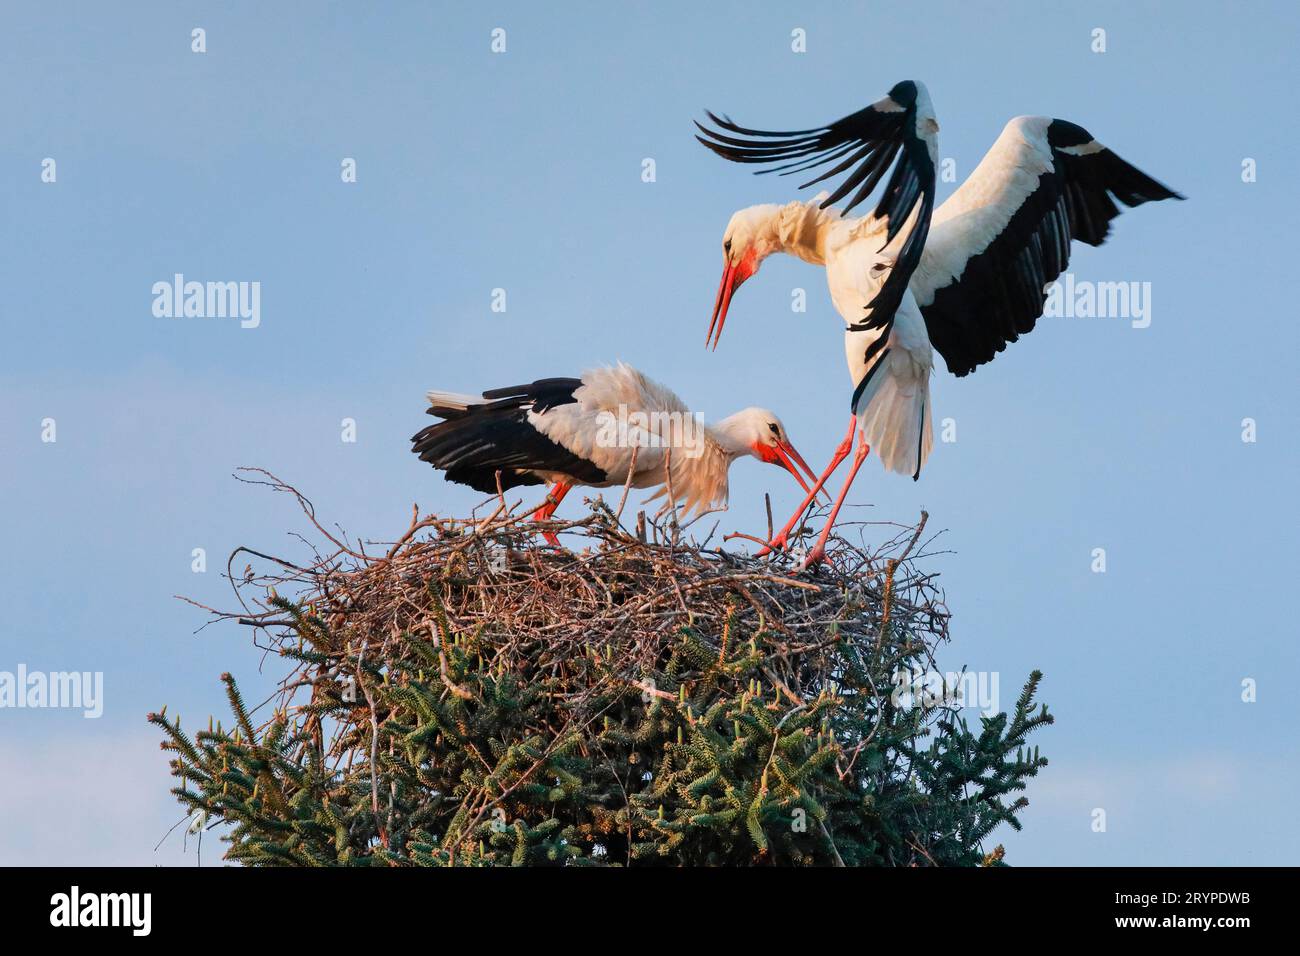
[757,417,858,557]
[533,481,572,546]
[800,438,872,570]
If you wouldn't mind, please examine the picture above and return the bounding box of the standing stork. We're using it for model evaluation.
[410,363,818,544]
[696,82,1182,567]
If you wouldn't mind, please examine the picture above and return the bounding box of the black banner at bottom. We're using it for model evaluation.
[1,866,1282,941]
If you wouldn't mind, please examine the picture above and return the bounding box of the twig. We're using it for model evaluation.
[614,443,640,523]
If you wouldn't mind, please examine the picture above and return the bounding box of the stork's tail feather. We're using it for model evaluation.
[424,389,486,417]
[412,382,604,495]
[852,361,933,480]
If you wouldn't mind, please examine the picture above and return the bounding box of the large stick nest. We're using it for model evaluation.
[196,469,950,724]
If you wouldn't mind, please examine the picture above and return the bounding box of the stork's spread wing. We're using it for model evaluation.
[696,80,938,331]
[912,116,1183,377]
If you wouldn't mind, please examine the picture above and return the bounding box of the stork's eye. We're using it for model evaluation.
[870,262,889,276]
[768,423,779,435]
[724,239,732,254]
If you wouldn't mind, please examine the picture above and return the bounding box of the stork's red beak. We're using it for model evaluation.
[759,438,826,500]
[759,437,832,504]
[707,251,757,350]
[776,439,817,487]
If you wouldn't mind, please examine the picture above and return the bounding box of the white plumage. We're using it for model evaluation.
[412,363,817,541]
[712,198,936,478]
[697,81,1181,565]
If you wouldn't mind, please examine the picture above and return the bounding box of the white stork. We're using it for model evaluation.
[410,362,818,544]
[696,81,1182,567]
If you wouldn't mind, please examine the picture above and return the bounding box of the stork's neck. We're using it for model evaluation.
[707,413,755,460]
[653,417,737,517]
[752,199,839,267]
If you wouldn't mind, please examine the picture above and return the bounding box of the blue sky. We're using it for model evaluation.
[1,1,1296,865]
